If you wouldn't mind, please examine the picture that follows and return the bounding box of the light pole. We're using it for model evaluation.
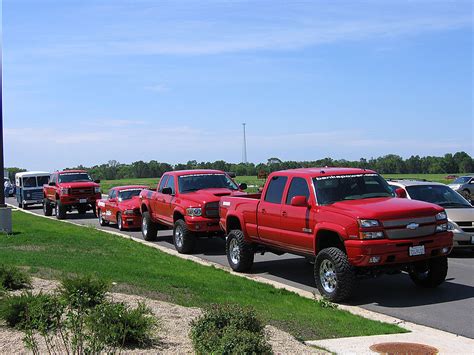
[0,10,12,233]
[242,123,247,164]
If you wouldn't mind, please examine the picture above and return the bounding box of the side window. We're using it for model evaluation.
[165,176,175,194]
[286,177,310,204]
[109,189,116,199]
[158,175,168,192]
[264,176,288,204]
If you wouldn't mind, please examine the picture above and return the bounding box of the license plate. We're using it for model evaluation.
[79,199,87,203]
[409,245,425,256]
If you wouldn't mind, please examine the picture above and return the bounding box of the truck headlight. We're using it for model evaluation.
[60,187,70,195]
[186,207,202,217]
[436,223,448,232]
[360,231,385,239]
[447,221,460,232]
[435,212,447,221]
[359,219,380,228]
[94,187,101,194]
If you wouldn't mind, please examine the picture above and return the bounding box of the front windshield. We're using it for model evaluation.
[23,177,37,188]
[314,174,394,205]
[58,173,92,183]
[37,176,49,186]
[178,174,238,193]
[453,177,471,184]
[118,189,142,201]
[406,185,471,208]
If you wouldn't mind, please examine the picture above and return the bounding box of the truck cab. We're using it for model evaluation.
[15,171,50,209]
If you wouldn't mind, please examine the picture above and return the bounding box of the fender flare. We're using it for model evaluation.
[225,213,248,236]
[313,222,348,252]
[173,206,186,221]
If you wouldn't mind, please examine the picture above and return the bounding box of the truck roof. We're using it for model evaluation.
[57,170,88,174]
[165,169,226,176]
[112,185,148,191]
[15,171,50,178]
[273,167,377,178]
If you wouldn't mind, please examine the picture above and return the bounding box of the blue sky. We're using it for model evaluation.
[3,0,473,171]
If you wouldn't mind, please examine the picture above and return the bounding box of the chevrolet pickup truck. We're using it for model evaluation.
[139,170,247,253]
[43,170,101,220]
[219,168,453,301]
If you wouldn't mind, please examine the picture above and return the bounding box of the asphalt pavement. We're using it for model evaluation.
[10,198,474,339]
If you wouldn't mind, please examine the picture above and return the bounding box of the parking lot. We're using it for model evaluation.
[8,198,474,339]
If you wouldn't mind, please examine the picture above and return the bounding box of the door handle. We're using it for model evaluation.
[261,208,266,214]
[281,211,287,216]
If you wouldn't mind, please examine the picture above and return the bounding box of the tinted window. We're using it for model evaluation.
[58,173,92,183]
[264,176,288,204]
[37,176,49,186]
[165,176,175,194]
[158,176,168,192]
[178,174,238,193]
[109,189,117,199]
[407,185,471,208]
[118,189,142,201]
[23,177,37,188]
[453,177,471,184]
[286,177,310,204]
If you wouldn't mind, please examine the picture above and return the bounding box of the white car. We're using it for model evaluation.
[389,180,474,250]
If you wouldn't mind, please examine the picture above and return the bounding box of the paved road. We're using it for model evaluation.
[10,198,474,339]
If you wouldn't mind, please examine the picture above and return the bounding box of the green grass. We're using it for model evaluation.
[2,211,405,340]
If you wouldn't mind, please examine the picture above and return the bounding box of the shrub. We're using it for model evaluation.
[87,301,156,348]
[190,304,272,355]
[0,265,31,290]
[59,274,109,309]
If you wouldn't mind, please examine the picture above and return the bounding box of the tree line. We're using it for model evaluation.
[7,151,473,181]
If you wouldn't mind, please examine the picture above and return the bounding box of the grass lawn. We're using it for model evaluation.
[1,210,405,340]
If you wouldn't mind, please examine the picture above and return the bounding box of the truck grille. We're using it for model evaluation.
[382,216,437,239]
[457,221,474,233]
[70,187,94,196]
[204,202,219,218]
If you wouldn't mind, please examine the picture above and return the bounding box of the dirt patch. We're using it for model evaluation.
[1,277,327,354]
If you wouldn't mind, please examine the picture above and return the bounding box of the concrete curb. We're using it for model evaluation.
[9,205,474,354]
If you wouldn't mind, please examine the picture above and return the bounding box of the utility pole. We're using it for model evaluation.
[0,10,12,233]
[242,123,247,164]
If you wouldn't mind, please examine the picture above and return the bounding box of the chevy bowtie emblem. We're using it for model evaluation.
[406,223,419,230]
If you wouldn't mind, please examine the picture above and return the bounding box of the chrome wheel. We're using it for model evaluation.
[319,259,337,294]
[117,214,122,230]
[98,211,103,224]
[174,225,184,248]
[142,218,148,235]
[229,237,240,265]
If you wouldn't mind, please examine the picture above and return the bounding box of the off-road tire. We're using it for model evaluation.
[141,211,158,241]
[314,247,356,302]
[225,229,254,272]
[117,212,124,231]
[173,219,195,254]
[43,199,53,216]
[409,256,448,288]
[55,201,66,220]
[98,209,109,226]
[461,189,471,201]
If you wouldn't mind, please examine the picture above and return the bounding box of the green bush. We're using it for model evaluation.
[0,265,31,290]
[59,275,109,309]
[87,301,156,348]
[190,304,272,355]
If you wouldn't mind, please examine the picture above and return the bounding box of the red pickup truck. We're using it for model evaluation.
[43,170,101,220]
[219,168,453,301]
[96,185,148,230]
[139,170,247,253]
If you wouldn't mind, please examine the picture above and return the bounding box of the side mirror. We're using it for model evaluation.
[239,183,247,190]
[94,179,101,183]
[162,187,173,195]
[291,196,309,207]
[49,181,56,186]
[395,188,407,198]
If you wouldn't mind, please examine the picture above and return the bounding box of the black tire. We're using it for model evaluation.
[18,201,23,209]
[314,247,356,302]
[141,211,158,241]
[117,212,124,231]
[409,256,448,288]
[98,209,109,226]
[22,204,28,210]
[461,189,471,201]
[225,229,254,272]
[43,199,53,216]
[55,201,66,220]
[173,219,196,254]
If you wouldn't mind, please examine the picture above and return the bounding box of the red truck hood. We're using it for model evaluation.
[58,181,100,189]
[118,196,141,210]
[326,197,443,220]
[182,188,247,204]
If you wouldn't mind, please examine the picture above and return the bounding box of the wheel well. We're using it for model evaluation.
[226,216,241,233]
[173,211,184,222]
[141,204,148,213]
[316,230,345,253]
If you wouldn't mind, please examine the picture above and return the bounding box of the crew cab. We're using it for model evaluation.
[96,185,147,230]
[219,168,453,302]
[140,170,247,253]
[43,170,101,219]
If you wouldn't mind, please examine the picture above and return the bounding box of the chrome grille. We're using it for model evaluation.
[382,216,436,228]
[71,187,94,196]
[385,225,437,239]
[457,222,474,233]
[204,202,219,218]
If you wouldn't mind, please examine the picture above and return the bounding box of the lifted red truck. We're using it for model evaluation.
[43,170,101,220]
[139,170,247,253]
[219,168,453,302]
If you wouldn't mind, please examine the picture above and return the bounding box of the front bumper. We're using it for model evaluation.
[120,214,141,229]
[59,194,100,206]
[184,215,222,234]
[452,230,474,248]
[345,232,453,267]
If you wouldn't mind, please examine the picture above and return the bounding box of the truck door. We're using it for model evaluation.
[257,175,288,245]
[106,189,117,222]
[159,175,175,225]
[280,177,314,253]
[47,174,57,201]
[152,175,168,221]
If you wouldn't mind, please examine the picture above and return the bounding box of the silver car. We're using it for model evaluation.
[389,180,474,250]
[448,176,474,201]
